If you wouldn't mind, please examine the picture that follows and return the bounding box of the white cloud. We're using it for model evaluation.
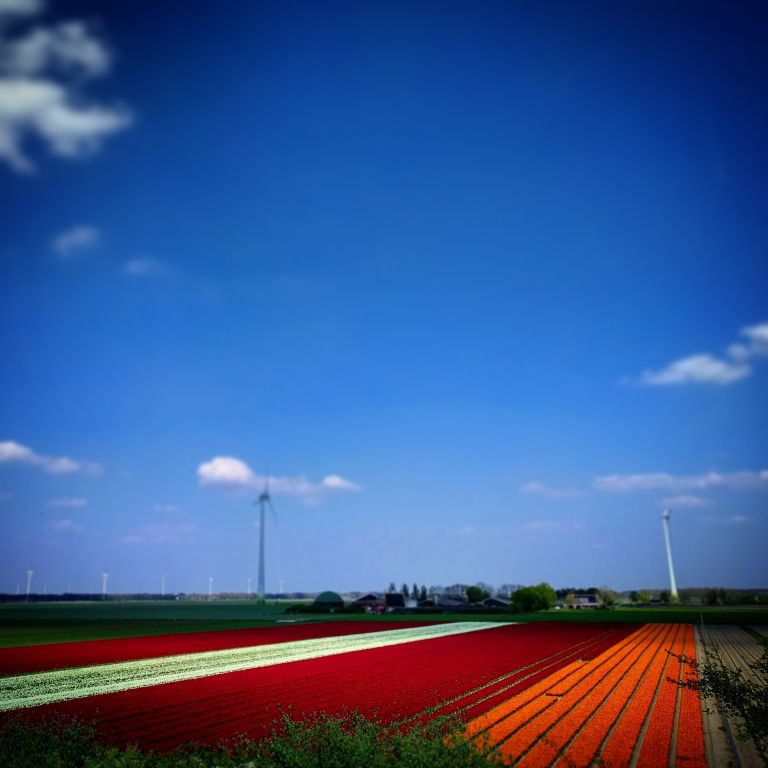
[639,353,750,386]
[661,495,712,509]
[48,496,86,508]
[197,456,362,501]
[725,514,749,525]
[52,518,83,532]
[122,523,196,545]
[0,439,101,475]
[122,257,171,277]
[593,470,768,493]
[197,456,257,488]
[520,481,582,500]
[52,224,99,258]
[322,474,362,491]
[633,320,768,387]
[0,2,131,172]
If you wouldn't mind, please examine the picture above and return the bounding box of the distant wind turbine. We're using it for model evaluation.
[247,577,252,598]
[255,475,276,604]
[661,509,678,600]
[101,572,109,598]
[208,576,213,599]
[26,569,33,601]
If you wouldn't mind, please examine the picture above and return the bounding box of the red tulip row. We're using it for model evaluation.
[0,621,434,676]
[3,622,633,751]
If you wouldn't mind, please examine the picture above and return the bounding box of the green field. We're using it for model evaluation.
[1,601,766,648]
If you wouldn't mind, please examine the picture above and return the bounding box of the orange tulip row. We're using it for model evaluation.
[465,623,707,767]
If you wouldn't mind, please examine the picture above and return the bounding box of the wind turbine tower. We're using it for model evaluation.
[101,572,109,598]
[247,577,252,598]
[256,476,275,604]
[25,570,33,601]
[208,576,213,599]
[661,509,678,600]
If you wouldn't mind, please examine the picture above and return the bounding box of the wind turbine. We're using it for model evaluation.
[255,475,276,604]
[661,509,678,600]
[101,572,109,598]
[25,569,33,601]
[208,576,213,599]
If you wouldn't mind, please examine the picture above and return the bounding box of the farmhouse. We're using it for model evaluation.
[572,593,601,609]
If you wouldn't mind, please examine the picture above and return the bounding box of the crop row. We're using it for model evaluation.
[464,622,706,767]
[0,622,503,711]
[0,621,435,676]
[2,622,634,750]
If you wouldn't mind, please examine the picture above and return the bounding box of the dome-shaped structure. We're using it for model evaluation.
[314,590,344,608]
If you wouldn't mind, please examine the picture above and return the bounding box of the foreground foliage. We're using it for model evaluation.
[673,635,768,766]
[1,714,495,768]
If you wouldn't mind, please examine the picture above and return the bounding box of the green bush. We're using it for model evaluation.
[0,713,498,768]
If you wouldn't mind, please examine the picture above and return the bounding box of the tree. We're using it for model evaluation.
[564,592,575,608]
[419,585,427,602]
[598,588,616,608]
[401,583,410,598]
[511,583,557,612]
[412,583,419,600]
[659,590,670,604]
[672,639,768,765]
[636,591,651,604]
[387,582,396,594]
[465,586,487,604]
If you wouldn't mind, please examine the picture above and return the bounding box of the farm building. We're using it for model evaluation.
[572,593,601,608]
[313,591,344,608]
[482,597,511,608]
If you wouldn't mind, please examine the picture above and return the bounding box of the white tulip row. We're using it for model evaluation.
[0,621,507,712]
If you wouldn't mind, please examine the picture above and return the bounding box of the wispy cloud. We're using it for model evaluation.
[725,514,750,525]
[52,225,100,258]
[661,495,712,509]
[197,456,362,502]
[123,257,172,278]
[520,481,583,500]
[48,497,87,508]
[0,439,101,475]
[122,523,197,545]
[51,518,83,532]
[522,519,584,541]
[593,469,768,493]
[632,321,768,386]
[154,504,181,515]
[0,1,132,172]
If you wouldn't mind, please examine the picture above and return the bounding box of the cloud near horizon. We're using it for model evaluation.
[593,469,768,493]
[0,0,132,172]
[634,321,768,386]
[197,456,362,501]
[520,481,583,500]
[0,439,101,475]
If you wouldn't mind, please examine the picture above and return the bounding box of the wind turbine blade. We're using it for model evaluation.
[269,498,278,525]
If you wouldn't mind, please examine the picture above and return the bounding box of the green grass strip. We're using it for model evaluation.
[0,621,507,712]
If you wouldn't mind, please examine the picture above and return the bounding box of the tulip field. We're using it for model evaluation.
[0,618,761,766]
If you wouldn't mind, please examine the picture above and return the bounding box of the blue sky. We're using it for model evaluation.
[1,0,767,595]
